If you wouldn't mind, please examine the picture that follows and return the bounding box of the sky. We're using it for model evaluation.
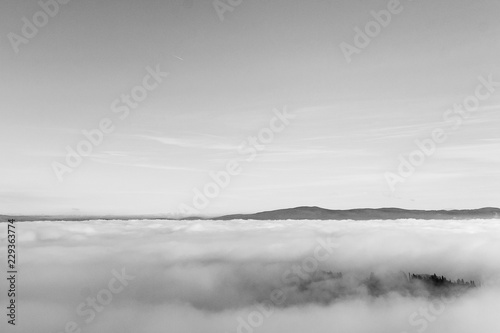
[1,0,500,216]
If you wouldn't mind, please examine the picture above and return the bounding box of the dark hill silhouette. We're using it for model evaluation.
[215,206,500,220]
[2,206,499,222]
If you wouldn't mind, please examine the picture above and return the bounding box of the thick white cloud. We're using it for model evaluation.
[1,219,499,333]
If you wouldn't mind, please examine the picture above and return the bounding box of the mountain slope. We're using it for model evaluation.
[215,206,500,220]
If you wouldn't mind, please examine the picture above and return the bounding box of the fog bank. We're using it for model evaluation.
[1,219,499,333]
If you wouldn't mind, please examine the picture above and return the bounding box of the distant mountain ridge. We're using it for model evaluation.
[214,206,500,220]
[2,206,499,222]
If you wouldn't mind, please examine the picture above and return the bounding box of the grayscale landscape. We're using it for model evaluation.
[1,0,499,332]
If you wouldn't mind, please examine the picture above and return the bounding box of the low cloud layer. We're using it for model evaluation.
[1,219,500,333]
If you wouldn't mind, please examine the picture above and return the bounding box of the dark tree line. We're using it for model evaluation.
[409,273,476,287]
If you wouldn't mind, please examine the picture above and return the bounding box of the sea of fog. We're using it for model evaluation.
[1,219,500,333]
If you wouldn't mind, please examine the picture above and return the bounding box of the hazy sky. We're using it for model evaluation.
[1,0,499,215]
